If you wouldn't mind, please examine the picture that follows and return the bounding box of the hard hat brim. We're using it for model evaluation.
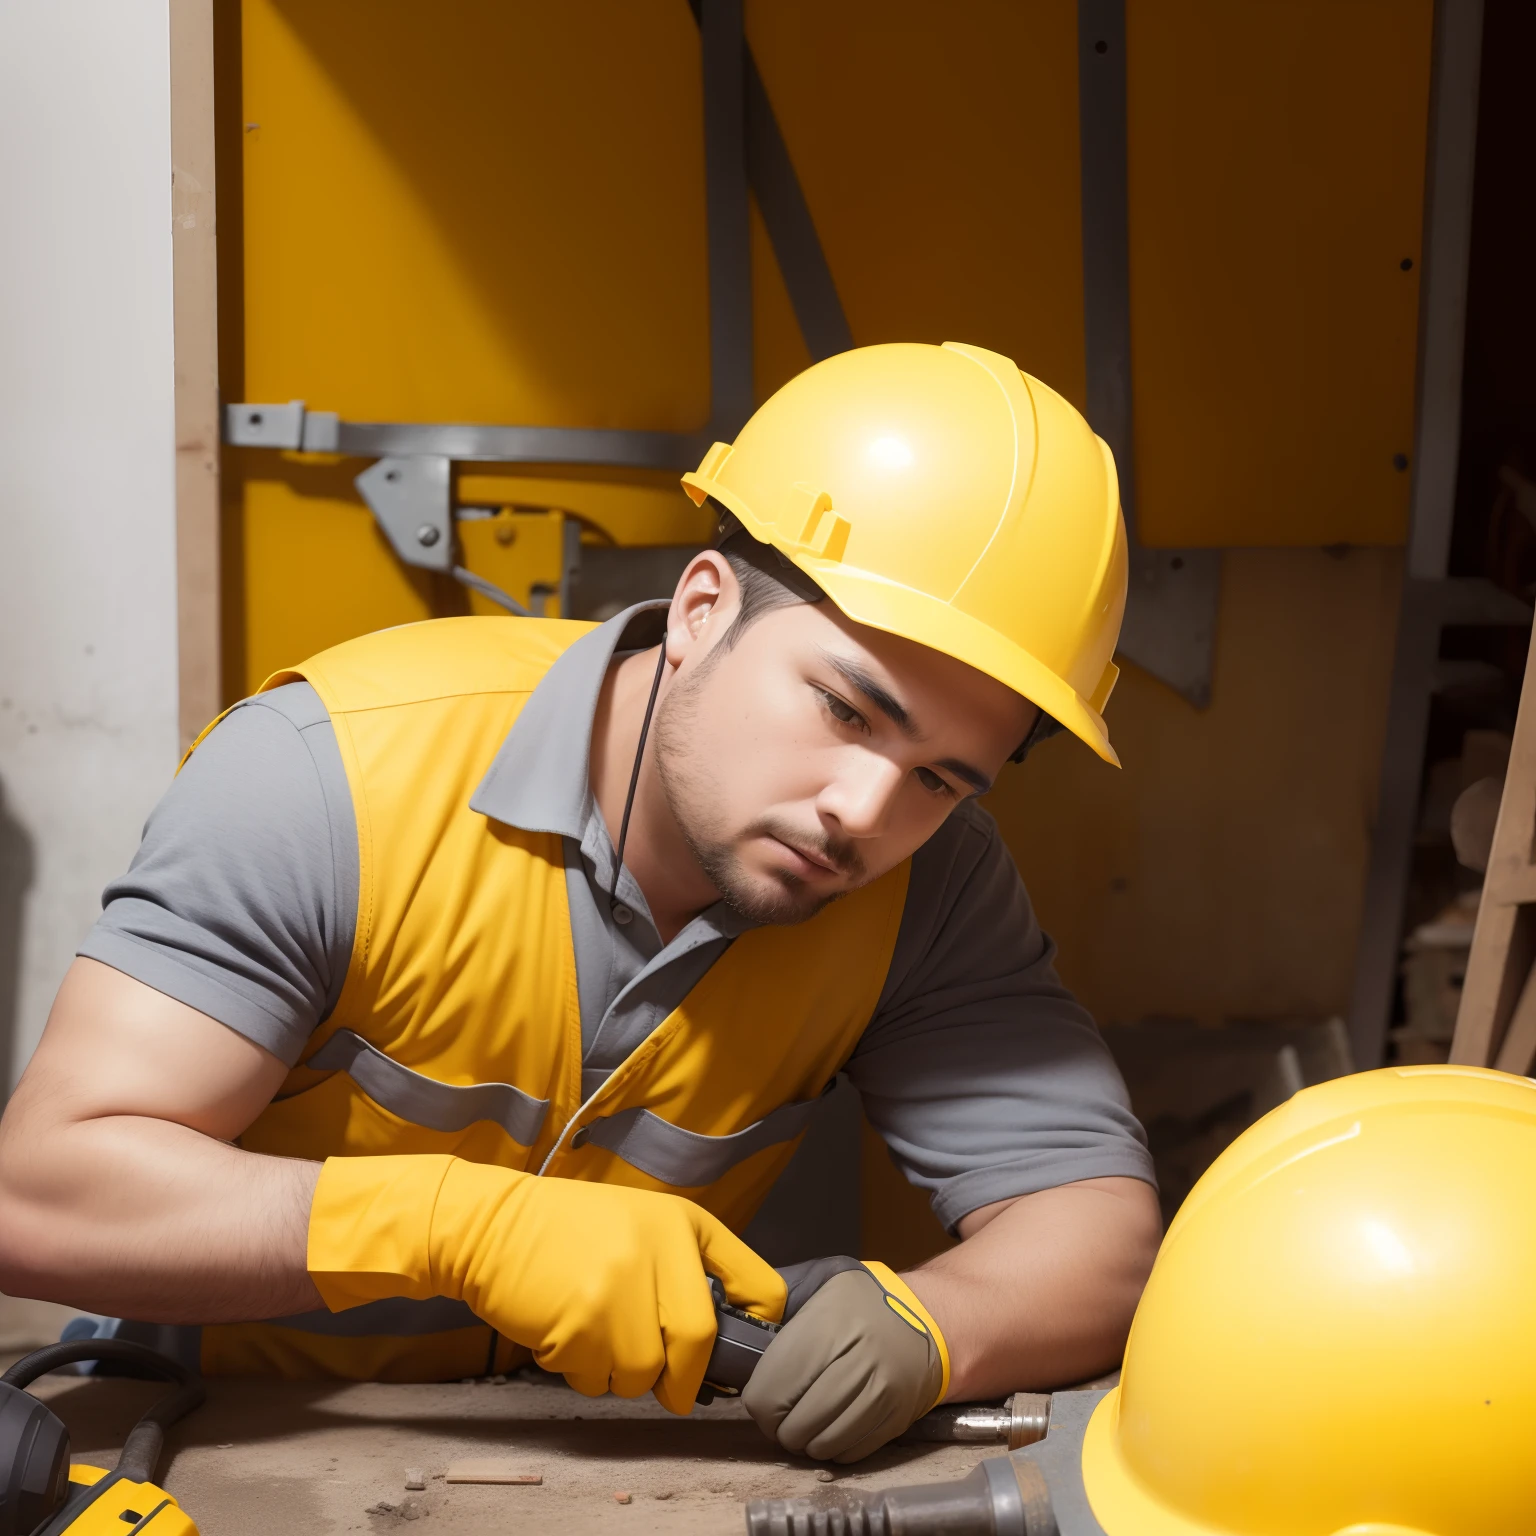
[690,466,1121,765]
[691,460,1120,764]
[797,557,1121,766]
[1080,1388,1208,1536]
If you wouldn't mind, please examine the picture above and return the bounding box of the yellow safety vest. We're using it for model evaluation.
[198,617,909,1378]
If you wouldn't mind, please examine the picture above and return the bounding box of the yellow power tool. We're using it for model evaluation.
[0,1338,203,1535]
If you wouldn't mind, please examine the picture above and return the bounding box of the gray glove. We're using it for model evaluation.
[742,1260,945,1463]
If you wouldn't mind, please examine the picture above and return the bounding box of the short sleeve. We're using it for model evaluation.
[77,682,358,1066]
[846,801,1154,1232]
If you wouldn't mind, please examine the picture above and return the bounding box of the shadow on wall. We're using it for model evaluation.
[0,774,34,1098]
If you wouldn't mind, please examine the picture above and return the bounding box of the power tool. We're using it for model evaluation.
[0,1338,204,1535]
[700,1275,782,1401]
[700,1255,868,1402]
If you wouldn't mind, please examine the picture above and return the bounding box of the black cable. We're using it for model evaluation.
[3,1339,206,1485]
[608,643,669,910]
[0,1338,194,1391]
[115,1379,206,1485]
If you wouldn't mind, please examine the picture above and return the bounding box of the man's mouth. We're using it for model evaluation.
[768,835,844,880]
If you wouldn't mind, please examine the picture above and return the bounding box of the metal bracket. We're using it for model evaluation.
[224,399,305,448]
[1079,0,1219,708]
[354,457,452,573]
[224,406,707,469]
[225,400,340,453]
[1120,548,1223,709]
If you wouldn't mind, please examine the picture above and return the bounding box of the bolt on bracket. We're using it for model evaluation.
[355,456,453,573]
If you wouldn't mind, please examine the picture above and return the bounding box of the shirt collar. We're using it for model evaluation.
[468,601,669,835]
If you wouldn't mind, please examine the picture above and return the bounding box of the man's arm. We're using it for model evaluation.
[742,1172,1160,1462]
[0,957,324,1321]
[907,1176,1161,1400]
[740,804,1161,1459]
[0,687,355,1319]
[848,801,1159,1395]
[0,957,784,1411]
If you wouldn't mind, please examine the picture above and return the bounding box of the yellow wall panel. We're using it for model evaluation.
[455,509,567,619]
[1126,0,1433,547]
[746,0,1087,405]
[242,0,712,426]
[230,0,733,692]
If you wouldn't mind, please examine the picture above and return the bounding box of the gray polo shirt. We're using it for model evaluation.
[81,605,1151,1230]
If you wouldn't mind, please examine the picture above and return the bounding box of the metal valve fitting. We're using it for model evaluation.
[899,1394,1052,1451]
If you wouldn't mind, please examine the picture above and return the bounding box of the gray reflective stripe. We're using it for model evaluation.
[307,1029,550,1145]
[573,1094,824,1186]
[263,1297,483,1338]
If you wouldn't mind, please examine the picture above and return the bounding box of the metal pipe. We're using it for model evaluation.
[743,1455,1058,1536]
[901,1394,1052,1450]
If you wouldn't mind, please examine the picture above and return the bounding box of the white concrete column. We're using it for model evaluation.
[0,1,179,1089]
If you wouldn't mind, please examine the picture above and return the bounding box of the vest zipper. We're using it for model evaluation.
[535,1074,617,1176]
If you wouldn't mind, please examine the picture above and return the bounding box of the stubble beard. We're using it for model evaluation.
[651,667,865,927]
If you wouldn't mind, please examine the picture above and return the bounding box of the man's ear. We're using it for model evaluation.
[666,551,737,667]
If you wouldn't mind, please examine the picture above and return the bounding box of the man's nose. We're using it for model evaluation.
[819,754,906,839]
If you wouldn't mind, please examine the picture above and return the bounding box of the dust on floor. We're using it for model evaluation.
[33,1373,992,1535]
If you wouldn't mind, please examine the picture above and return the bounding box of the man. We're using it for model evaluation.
[0,341,1159,1463]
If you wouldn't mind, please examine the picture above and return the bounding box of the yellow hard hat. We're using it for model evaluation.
[1082,1065,1536,1536]
[681,341,1127,765]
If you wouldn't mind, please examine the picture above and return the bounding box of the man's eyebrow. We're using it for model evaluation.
[818,650,915,735]
[935,757,993,796]
[817,650,993,796]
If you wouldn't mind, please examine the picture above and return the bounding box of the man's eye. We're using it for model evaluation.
[821,691,863,727]
[915,767,956,797]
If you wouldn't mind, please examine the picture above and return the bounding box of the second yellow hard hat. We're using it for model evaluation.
[682,341,1127,765]
[1082,1065,1536,1536]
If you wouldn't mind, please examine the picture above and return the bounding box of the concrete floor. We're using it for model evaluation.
[32,1372,991,1535]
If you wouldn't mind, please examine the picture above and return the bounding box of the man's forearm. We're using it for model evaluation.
[0,1111,322,1323]
[904,1176,1161,1401]
[0,958,325,1324]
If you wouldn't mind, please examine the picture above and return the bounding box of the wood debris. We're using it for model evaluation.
[444,1459,542,1485]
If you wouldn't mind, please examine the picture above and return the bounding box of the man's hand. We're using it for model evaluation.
[743,1260,945,1462]
[742,1177,1161,1461]
[309,1154,785,1412]
[0,958,323,1321]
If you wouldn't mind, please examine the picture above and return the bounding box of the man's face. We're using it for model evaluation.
[652,580,1035,926]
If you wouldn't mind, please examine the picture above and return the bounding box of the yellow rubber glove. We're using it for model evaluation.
[306,1155,785,1412]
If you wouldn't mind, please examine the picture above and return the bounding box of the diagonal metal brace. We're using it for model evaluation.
[1079,0,1219,708]
[1120,548,1223,708]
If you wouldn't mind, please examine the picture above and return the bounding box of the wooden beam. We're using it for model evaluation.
[1452,619,1536,1067]
[169,0,221,749]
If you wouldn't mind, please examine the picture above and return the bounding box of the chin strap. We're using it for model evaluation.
[607,642,670,911]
